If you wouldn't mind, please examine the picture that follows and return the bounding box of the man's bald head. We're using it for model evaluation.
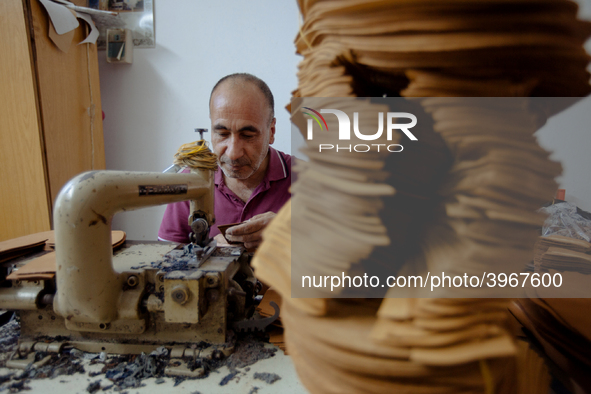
[209,73,275,124]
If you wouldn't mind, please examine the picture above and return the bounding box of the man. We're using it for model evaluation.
[158,73,291,250]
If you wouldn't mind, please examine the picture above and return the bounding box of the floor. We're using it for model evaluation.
[0,344,309,394]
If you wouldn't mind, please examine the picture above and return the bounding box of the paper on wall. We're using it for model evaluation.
[38,0,79,35]
[76,12,100,45]
[38,0,101,50]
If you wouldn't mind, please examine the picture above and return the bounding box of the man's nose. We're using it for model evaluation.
[225,135,244,161]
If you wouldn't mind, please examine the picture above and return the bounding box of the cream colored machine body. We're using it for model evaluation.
[2,169,259,355]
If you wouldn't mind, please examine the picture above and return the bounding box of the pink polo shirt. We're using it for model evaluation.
[158,147,291,243]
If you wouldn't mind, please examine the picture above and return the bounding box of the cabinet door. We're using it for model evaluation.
[28,0,106,205]
[0,0,51,241]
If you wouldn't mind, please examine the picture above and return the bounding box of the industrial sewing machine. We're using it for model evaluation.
[0,153,277,372]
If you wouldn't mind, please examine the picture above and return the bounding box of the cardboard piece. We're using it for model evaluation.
[0,231,54,263]
[7,252,56,280]
[48,12,75,52]
[110,230,127,249]
[41,230,125,249]
[217,222,245,245]
[217,222,244,237]
[6,231,126,280]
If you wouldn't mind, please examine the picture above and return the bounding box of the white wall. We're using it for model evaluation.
[99,0,591,240]
[98,1,301,239]
[536,96,591,212]
[535,0,591,213]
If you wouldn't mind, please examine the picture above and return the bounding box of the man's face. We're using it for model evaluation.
[210,82,275,180]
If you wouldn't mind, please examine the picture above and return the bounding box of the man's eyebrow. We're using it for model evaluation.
[213,124,260,133]
[238,125,259,133]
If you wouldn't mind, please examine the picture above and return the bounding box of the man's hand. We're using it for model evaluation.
[225,212,276,251]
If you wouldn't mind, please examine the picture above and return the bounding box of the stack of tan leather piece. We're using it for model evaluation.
[2,231,126,281]
[289,97,396,301]
[534,234,591,273]
[253,1,591,393]
[0,231,55,263]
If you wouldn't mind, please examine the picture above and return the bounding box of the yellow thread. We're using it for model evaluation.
[173,140,218,171]
[298,12,313,50]
[479,360,494,394]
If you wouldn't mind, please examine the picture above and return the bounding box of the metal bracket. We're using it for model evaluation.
[65,318,146,334]
[165,342,234,377]
[195,128,208,140]
[7,340,65,370]
[6,351,37,370]
[165,359,205,378]
[188,239,217,268]
[18,340,66,354]
[231,301,280,332]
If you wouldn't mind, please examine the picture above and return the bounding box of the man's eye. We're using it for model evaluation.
[242,134,256,139]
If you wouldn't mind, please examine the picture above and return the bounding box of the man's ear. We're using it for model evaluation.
[269,118,276,145]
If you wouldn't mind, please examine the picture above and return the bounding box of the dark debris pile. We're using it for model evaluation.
[226,335,277,370]
[161,333,279,388]
[130,244,195,272]
[130,243,241,272]
[0,351,85,392]
[100,349,169,390]
[253,372,281,384]
[213,334,278,387]
[0,328,279,392]
[0,319,19,368]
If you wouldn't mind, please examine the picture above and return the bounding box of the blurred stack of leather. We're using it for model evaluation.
[511,283,591,392]
[514,235,591,392]
[289,96,397,301]
[253,0,591,393]
[293,0,591,99]
[283,298,521,393]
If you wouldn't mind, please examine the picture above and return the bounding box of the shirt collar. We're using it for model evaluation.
[214,147,287,186]
[267,147,288,182]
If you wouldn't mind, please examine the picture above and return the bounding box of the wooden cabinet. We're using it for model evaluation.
[0,0,105,241]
